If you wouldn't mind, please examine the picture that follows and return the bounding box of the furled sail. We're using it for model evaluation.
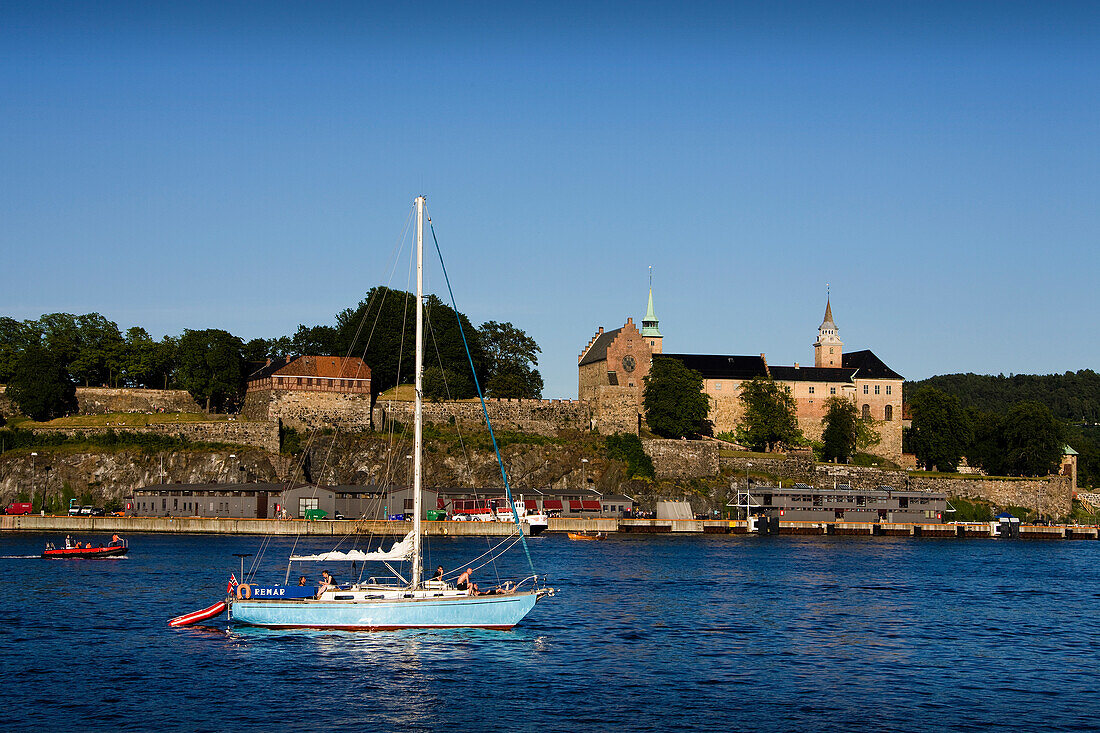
[289,531,416,563]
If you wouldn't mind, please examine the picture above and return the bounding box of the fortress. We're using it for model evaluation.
[579,288,904,460]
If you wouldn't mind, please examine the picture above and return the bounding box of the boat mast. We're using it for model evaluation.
[411,195,425,589]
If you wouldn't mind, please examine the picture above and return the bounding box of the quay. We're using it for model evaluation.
[3,515,1099,539]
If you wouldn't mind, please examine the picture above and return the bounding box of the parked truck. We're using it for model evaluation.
[5,502,33,515]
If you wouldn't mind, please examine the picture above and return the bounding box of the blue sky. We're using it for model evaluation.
[2,1,1098,398]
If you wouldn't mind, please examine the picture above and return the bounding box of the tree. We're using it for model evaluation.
[1001,401,1065,476]
[422,366,473,402]
[643,357,711,438]
[605,433,656,479]
[175,329,246,412]
[335,287,487,397]
[70,313,124,386]
[908,386,971,472]
[120,327,159,387]
[6,344,77,420]
[821,397,858,462]
[480,321,544,399]
[736,377,802,452]
[291,325,339,356]
[0,317,42,383]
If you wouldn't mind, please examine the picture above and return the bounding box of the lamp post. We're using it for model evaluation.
[744,462,752,520]
[228,454,236,484]
[43,465,52,514]
[30,452,38,512]
[581,458,588,488]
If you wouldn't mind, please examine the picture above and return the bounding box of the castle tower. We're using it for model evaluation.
[814,298,842,367]
[640,271,663,354]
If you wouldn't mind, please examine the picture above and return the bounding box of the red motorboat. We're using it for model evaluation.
[43,536,128,559]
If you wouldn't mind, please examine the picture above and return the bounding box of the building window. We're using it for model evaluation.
[715,382,721,391]
[830,387,836,395]
[885,405,893,421]
[863,385,868,394]
[809,386,814,394]
[875,385,880,395]
[862,404,871,419]
[886,385,892,395]
[829,347,834,354]
[299,497,318,518]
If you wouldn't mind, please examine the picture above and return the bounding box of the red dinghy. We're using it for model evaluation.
[42,535,128,559]
[169,601,228,627]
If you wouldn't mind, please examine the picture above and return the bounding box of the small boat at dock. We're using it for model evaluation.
[567,531,606,541]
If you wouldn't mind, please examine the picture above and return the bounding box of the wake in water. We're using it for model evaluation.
[1,555,45,559]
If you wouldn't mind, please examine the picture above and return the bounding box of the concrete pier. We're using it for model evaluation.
[4,514,1098,540]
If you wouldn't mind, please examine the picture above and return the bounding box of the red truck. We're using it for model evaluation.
[5,502,33,515]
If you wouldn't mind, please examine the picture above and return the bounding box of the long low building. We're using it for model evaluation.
[131,483,636,520]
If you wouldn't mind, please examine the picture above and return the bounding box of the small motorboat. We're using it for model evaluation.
[567,531,607,541]
[43,535,128,558]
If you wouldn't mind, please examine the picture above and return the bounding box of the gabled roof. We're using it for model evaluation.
[661,354,768,380]
[578,327,623,366]
[769,365,857,383]
[842,350,903,380]
[248,355,371,382]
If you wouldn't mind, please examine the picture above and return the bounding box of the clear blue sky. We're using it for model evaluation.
[2,1,1098,398]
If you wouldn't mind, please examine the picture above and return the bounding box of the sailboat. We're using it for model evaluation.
[225,197,553,630]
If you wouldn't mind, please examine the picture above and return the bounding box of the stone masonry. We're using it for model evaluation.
[374,398,591,437]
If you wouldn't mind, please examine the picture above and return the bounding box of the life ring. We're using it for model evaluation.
[236,583,252,600]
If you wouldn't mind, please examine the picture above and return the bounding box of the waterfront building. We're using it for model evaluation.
[579,287,904,459]
[736,484,948,524]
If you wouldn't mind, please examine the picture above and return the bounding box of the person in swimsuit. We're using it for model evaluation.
[456,568,479,595]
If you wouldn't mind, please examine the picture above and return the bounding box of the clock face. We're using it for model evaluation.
[622,355,636,373]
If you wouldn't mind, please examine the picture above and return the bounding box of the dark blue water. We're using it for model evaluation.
[2,531,1099,732]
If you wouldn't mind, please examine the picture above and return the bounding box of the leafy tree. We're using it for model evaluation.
[335,287,487,397]
[821,397,858,462]
[120,327,160,387]
[291,325,339,356]
[242,338,273,365]
[908,386,971,472]
[736,377,802,452]
[70,313,124,386]
[1001,401,1066,477]
[480,321,544,399]
[643,357,711,438]
[6,344,77,420]
[422,366,472,402]
[37,313,82,370]
[0,317,42,383]
[605,433,655,479]
[175,329,245,412]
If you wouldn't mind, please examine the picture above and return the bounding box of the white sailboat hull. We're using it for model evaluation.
[230,591,539,630]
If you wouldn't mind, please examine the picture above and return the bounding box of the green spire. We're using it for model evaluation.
[641,268,661,337]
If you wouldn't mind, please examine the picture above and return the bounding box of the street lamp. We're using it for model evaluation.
[744,462,752,520]
[43,465,52,514]
[228,454,236,484]
[30,452,38,512]
[581,458,589,488]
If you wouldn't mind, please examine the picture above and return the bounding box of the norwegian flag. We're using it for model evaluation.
[227,574,238,595]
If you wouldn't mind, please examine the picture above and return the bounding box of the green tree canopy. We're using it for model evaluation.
[291,325,339,356]
[6,344,77,420]
[605,433,655,479]
[736,377,802,452]
[175,329,246,412]
[335,286,487,397]
[821,396,859,462]
[479,320,543,399]
[643,357,711,438]
[908,386,971,472]
[0,317,42,383]
[1002,402,1065,476]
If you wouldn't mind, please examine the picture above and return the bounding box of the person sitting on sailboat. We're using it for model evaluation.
[317,570,336,598]
[456,568,479,596]
[432,565,444,582]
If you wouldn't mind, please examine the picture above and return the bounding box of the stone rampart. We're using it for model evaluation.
[373,398,590,437]
[908,473,1073,518]
[30,421,279,452]
[75,387,201,415]
[642,439,719,479]
[244,389,374,432]
[590,386,640,434]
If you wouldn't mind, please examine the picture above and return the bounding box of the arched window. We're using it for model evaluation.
[884,404,893,421]
[862,404,871,419]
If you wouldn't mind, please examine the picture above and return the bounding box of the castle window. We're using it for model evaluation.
[809,386,814,394]
[830,387,836,395]
[885,405,893,421]
[862,404,871,419]
[715,382,721,391]
[875,385,880,395]
[886,385,892,395]
[863,385,868,394]
[650,340,655,346]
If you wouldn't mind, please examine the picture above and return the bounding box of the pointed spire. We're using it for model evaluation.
[641,267,661,337]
